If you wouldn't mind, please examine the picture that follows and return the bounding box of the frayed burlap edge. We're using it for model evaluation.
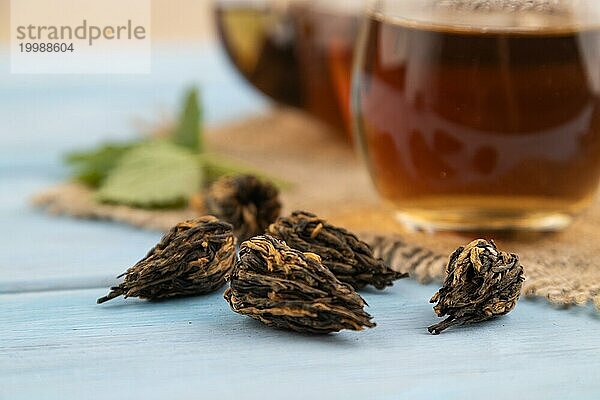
[31,182,198,232]
[364,234,600,311]
[32,109,600,311]
[33,181,600,311]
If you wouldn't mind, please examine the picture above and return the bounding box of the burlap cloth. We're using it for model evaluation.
[33,110,600,310]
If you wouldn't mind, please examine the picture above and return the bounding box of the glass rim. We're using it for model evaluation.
[367,0,600,33]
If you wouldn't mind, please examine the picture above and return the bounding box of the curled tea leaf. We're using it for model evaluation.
[268,211,407,290]
[97,216,236,304]
[205,175,282,241]
[428,239,525,334]
[224,235,375,334]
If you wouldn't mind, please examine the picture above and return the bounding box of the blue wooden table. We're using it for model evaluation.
[1,44,599,400]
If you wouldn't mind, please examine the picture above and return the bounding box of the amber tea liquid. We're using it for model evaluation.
[216,3,359,136]
[355,13,600,231]
[215,5,303,109]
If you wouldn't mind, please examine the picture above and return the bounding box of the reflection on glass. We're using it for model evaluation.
[215,0,362,138]
[353,0,600,231]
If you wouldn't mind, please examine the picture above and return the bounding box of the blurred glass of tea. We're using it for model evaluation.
[215,0,363,139]
[353,0,600,232]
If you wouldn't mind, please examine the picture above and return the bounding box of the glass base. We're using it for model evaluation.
[395,208,575,233]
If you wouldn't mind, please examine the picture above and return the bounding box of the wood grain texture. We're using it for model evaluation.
[1,282,599,400]
[1,44,600,399]
[0,176,162,292]
[0,44,264,292]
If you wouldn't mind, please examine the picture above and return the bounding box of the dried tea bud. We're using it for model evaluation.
[97,216,236,304]
[224,235,376,334]
[268,211,408,290]
[205,175,282,241]
[428,239,525,334]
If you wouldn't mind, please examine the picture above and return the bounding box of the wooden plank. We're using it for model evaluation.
[0,44,267,156]
[0,175,162,292]
[1,44,599,400]
[1,281,599,400]
[0,44,267,292]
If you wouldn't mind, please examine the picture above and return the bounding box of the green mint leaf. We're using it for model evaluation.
[97,141,202,209]
[64,142,138,188]
[173,87,203,152]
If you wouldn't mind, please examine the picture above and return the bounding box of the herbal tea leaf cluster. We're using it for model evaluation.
[64,87,287,209]
[205,175,282,241]
[268,211,408,290]
[97,216,236,304]
[218,205,404,333]
[97,204,524,334]
[225,235,376,334]
[96,184,392,334]
[429,239,525,334]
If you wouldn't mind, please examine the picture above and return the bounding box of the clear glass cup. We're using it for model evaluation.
[214,0,363,139]
[353,0,600,232]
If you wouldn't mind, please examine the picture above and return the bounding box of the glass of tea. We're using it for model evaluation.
[215,0,363,139]
[353,0,600,232]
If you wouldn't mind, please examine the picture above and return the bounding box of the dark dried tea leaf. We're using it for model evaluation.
[428,239,524,334]
[224,235,376,334]
[97,216,236,304]
[268,211,407,290]
[205,175,282,241]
